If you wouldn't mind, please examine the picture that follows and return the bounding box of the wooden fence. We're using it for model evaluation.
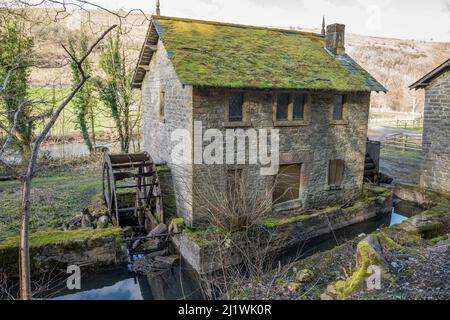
[383,133,423,152]
[369,118,423,129]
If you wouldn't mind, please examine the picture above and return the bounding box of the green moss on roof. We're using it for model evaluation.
[152,16,385,92]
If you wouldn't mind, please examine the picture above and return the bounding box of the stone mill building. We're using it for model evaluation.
[132,15,386,226]
[410,57,450,194]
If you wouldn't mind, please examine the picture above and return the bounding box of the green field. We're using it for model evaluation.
[28,87,118,136]
[0,161,102,241]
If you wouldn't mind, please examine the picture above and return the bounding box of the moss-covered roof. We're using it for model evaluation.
[133,16,386,92]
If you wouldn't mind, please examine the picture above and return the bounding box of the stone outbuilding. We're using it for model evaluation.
[410,57,450,194]
[132,15,386,226]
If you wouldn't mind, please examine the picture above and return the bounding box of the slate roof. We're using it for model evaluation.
[410,57,450,89]
[132,16,386,93]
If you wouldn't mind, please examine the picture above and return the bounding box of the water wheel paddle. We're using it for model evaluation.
[102,152,164,227]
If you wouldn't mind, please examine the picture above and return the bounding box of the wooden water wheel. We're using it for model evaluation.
[102,152,164,228]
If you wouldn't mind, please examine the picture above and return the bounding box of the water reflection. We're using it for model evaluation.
[47,266,202,301]
[390,208,408,226]
[391,200,424,226]
[54,277,144,300]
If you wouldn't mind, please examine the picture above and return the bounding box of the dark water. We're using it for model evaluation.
[40,201,423,301]
[391,200,424,226]
[282,201,423,263]
[44,263,203,301]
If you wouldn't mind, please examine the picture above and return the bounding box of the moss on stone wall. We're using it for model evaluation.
[333,240,381,299]
[0,228,123,274]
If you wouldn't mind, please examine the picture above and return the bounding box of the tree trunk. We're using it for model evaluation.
[19,176,32,300]
[90,105,96,152]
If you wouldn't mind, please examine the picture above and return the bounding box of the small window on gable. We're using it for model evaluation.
[328,159,345,188]
[276,93,290,121]
[333,94,345,120]
[273,164,302,204]
[293,93,306,120]
[160,91,165,120]
[229,93,243,122]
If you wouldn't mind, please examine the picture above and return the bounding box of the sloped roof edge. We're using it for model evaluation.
[410,57,450,89]
[132,15,386,93]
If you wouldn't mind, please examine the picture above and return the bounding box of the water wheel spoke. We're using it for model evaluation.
[102,151,165,229]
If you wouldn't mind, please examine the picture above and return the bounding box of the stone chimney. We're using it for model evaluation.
[325,24,345,55]
[156,0,161,16]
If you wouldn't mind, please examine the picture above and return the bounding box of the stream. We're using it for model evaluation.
[35,200,420,300]
[38,260,203,300]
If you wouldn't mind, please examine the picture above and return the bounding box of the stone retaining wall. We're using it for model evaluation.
[176,186,392,274]
[0,228,126,276]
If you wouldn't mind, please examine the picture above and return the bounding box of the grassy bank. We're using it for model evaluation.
[380,147,422,184]
[0,160,102,241]
[28,87,123,136]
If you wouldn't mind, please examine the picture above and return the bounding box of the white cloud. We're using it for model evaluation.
[72,0,450,41]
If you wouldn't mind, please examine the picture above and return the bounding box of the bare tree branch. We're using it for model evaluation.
[0,64,23,94]
[28,24,117,176]
[0,101,26,158]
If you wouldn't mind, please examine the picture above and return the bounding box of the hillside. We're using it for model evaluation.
[345,33,450,114]
[25,9,450,115]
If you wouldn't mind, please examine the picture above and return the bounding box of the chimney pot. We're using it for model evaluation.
[326,23,345,55]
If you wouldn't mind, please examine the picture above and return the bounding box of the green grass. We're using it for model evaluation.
[0,164,102,241]
[369,112,401,120]
[27,87,116,135]
[0,227,122,250]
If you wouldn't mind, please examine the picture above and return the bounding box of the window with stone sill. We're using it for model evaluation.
[275,93,307,124]
[293,93,306,120]
[332,94,346,121]
[228,93,244,122]
[276,93,290,121]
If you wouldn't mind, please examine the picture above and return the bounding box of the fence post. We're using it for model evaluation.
[403,135,407,151]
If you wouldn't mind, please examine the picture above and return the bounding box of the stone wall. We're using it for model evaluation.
[141,46,371,226]
[0,228,126,276]
[141,40,194,225]
[190,88,371,224]
[421,70,450,194]
[177,186,393,274]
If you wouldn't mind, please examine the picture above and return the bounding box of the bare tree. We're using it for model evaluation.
[0,24,116,300]
[0,0,161,300]
[172,165,296,299]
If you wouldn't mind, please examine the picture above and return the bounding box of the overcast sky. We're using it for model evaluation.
[90,0,450,41]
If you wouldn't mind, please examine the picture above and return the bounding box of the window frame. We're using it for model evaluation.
[276,93,290,121]
[274,92,310,127]
[159,90,165,123]
[330,94,349,125]
[273,163,302,205]
[293,93,306,121]
[225,92,251,128]
[328,159,345,190]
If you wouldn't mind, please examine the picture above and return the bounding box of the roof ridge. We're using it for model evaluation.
[153,15,323,38]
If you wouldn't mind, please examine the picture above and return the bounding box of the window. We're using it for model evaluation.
[276,93,290,121]
[273,164,301,204]
[229,93,243,122]
[275,93,308,123]
[328,159,345,188]
[293,93,306,120]
[333,94,345,120]
[159,91,165,120]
